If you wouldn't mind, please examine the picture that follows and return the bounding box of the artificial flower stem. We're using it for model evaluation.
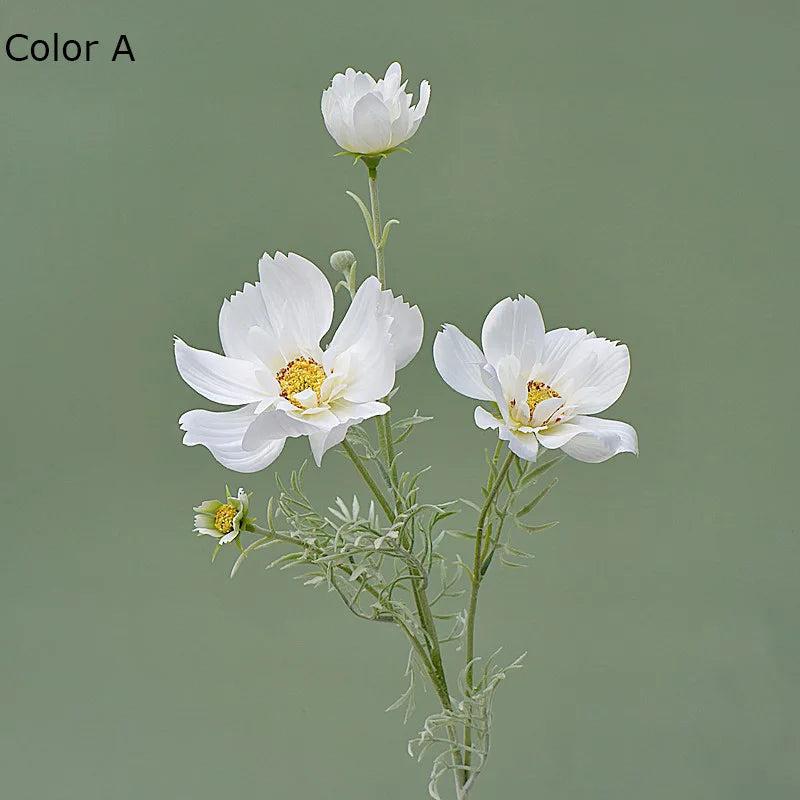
[367,166,386,286]
[463,450,516,771]
[363,160,460,791]
[250,524,451,710]
[342,438,447,705]
[490,439,503,469]
[479,442,510,566]
[365,164,402,500]
[342,440,395,520]
[353,165,454,745]
[359,423,451,713]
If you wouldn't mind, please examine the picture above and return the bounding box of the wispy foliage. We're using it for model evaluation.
[220,418,561,798]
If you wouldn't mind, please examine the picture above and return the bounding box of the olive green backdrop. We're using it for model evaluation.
[2,1,798,797]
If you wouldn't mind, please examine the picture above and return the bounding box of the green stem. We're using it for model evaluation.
[343,439,450,706]
[341,440,394,520]
[367,166,386,286]
[362,164,459,786]
[365,165,401,501]
[250,524,449,711]
[384,416,398,498]
[249,523,383,603]
[463,450,515,771]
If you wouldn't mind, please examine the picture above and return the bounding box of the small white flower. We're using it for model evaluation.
[321,62,431,155]
[433,296,638,463]
[194,487,252,545]
[175,252,423,472]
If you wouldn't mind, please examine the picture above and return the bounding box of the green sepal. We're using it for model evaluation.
[333,147,411,167]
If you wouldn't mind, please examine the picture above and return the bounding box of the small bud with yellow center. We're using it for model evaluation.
[213,504,237,534]
[193,486,254,546]
[276,357,327,409]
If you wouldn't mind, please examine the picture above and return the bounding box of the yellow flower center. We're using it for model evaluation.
[527,380,560,411]
[276,357,326,408]
[214,503,237,534]
[511,380,562,422]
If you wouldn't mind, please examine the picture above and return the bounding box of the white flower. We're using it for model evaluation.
[194,487,253,544]
[321,62,430,155]
[433,296,638,463]
[175,252,423,472]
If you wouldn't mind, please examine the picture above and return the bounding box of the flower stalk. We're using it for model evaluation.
[360,163,454,731]
[362,163,401,506]
[367,166,386,287]
[342,439,394,520]
[461,451,515,775]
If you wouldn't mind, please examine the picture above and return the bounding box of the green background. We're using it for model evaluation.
[2,1,798,797]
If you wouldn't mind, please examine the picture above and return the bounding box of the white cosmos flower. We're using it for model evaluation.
[175,252,423,472]
[433,296,638,464]
[321,62,431,155]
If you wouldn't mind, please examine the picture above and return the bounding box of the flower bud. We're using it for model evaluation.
[321,62,430,156]
[329,250,356,275]
[329,250,358,298]
[193,487,254,545]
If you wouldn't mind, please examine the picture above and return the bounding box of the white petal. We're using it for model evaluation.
[494,354,524,407]
[257,252,332,360]
[498,425,539,462]
[333,399,390,424]
[308,399,388,465]
[562,340,631,415]
[326,292,396,402]
[326,277,382,360]
[377,288,423,369]
[481,295,545,373]
[341,342,395,402]
[179,405,285,473]
[351,70,376,95]
[174,338,270,405]
[535,420,586,449]
[321,92,348,150]
[474,406,502,430]
[382,62,402,94]
[389,102,413,147]
[533,328,595,385]
[308,425,349,467]
[244,328,288,385]
[530,396,567,427]
[480,363,512,422]
[433,325,493,401]
[559,416,639,463]
[194,515,215,532]
[308,400,388,465]
[350,93,392,154]
[290,406,340,428]
[218,281,279,366]
[412,80,430,123]
[290,388,317,408]
[241,408,323,452]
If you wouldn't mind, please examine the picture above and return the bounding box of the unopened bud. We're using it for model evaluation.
[330,250,356,275]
